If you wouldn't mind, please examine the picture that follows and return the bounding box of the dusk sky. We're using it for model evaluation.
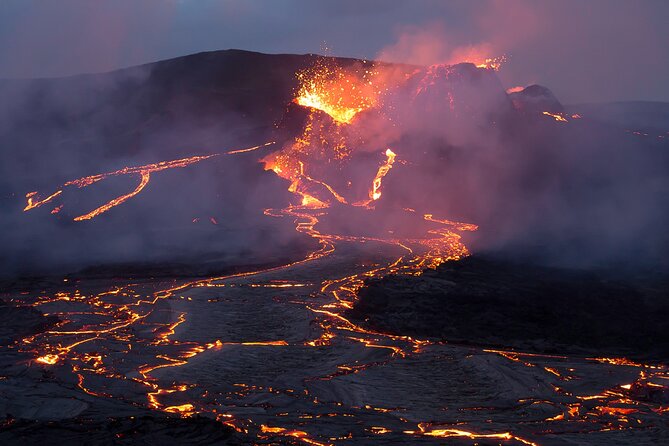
[1,0,668,104]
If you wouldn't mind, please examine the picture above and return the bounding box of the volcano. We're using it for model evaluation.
[1,49,669,445]
[2,49,667,275]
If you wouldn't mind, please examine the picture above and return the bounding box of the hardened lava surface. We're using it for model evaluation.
[1,240,668,445]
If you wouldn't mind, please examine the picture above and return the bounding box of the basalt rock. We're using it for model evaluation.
[349,256,669,360]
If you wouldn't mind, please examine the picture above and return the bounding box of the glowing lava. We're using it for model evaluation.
[406,423,537,445]
[369,148,396,201]
[22,142,274,221]
[74,170,151,221]
[543,111,569,122]
[294,59,381,124]
[474,55,507,71]
[24,190,63,211]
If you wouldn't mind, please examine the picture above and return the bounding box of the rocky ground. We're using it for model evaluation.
[350,256,669,360]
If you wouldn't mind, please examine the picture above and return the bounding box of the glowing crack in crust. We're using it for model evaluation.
[294,59,382,124]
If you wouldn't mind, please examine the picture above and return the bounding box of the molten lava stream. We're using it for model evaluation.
[74,171,151,221]
[22,141,274,221]
[14,68,550,443]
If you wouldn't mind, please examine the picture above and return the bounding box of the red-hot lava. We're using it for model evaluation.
[474,55,507,71]
[293,58,384,124]
[22,142,274,221]
[11,58,667,445]
[366,148,396,203]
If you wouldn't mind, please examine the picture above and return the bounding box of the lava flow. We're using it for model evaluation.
[22,141,274,221]
[369,148,396,201]
[9,58,667,446]
[294,58,383,124]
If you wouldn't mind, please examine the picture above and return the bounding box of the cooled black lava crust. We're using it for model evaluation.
[350,256,669,360]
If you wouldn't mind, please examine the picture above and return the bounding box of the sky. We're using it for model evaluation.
[1,0,668,104]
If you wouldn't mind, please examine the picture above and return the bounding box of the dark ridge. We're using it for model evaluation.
[349,256,669,360]
[508,84,564,113]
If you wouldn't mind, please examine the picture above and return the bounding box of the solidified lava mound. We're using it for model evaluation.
[508,84,564,113]
[350,256,669,359]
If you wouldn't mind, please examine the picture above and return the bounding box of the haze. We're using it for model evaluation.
[1,0,668,104]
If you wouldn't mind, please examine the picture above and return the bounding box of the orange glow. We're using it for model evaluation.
[224,141,275,155]
[596,406,638,416]
[423,213,479,232]
[74,171,151,221]
[23,142,272,221]
[260,425,332,446]
[64,154,217,189]
[407,423,537,446]
[23,154,215,219]
[568,404,581,418]
[36,354,59,365]
[238,340,288,346]
[24,190,62,211]
[295,60,380,124]
[369,427,392,434]
[164,404,195,415]
[543,111,569,122]
[300,192,328,209]
[588,357,657,368]
[261,425,286,434]
[506,86,525,94]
